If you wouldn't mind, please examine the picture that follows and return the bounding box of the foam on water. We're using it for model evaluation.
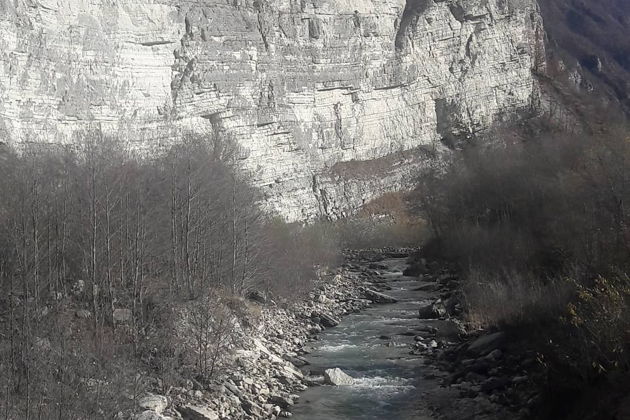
[318,343,362,352]
[352,375,414,390]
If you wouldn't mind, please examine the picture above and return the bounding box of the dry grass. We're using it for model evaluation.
[337,191,429,249]
[463,269,574,329]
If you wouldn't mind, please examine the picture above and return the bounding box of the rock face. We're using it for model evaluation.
[0,0,544,221]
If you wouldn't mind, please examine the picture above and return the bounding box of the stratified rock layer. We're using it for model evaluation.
[0,0,544,220]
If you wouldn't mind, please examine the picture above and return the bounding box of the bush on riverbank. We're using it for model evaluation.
[417,124,630,417]
[0,135,341,418]
[334,192,429,249]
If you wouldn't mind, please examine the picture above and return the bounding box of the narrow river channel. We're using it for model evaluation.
[291,257,450,420]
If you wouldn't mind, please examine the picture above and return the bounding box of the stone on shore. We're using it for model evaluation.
[178,404,219,420]
[418,303,441,319]
[316,312,339,328]
[364,289,398,304]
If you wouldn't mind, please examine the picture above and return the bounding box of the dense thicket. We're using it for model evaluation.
[418,126,630,416]
[0,135,338,419]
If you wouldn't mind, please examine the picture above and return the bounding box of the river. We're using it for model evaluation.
[291,256,450,420]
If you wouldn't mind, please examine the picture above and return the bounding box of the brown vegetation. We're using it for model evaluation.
[0,134,340,419]
[417,125,630,417]
[334,191,429,249]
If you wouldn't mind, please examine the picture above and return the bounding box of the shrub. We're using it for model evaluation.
[417,123,630,414]
[0,133,342,416]
[463,269,574,329]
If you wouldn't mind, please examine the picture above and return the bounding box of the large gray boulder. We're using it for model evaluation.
[268,394,294,409]
[364,289,398,304]
[324,368,354,386]
[317,313,339,328]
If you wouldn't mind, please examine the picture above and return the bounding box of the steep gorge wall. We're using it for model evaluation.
[0,0,544,221]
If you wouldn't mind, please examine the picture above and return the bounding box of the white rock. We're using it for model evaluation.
[323,368,354,386]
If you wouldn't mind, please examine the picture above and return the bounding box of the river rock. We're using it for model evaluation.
[432,299,447,318]
[418,301,445,319]
[283,354,309,367]
[179,404,219,420]
[242,399,264,417]
[364,289,398,304]
[324,368,354,386]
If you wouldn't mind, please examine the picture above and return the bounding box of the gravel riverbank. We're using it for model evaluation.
[134,249,412,420]
[134,248,543,420]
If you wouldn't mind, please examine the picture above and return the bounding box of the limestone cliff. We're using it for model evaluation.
[0,0,544,221]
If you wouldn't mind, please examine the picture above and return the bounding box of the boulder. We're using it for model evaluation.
[318,313,339,328]
[418,303,440,319]
[138,393,168,414]
[432,299,447,317]
[179,404,219,420]
[241,399,264,417]
[323,368,354,386]
[364,289,397,304]
[268,394,294,409]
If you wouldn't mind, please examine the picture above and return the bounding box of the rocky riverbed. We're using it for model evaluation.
[134,249,543,420]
